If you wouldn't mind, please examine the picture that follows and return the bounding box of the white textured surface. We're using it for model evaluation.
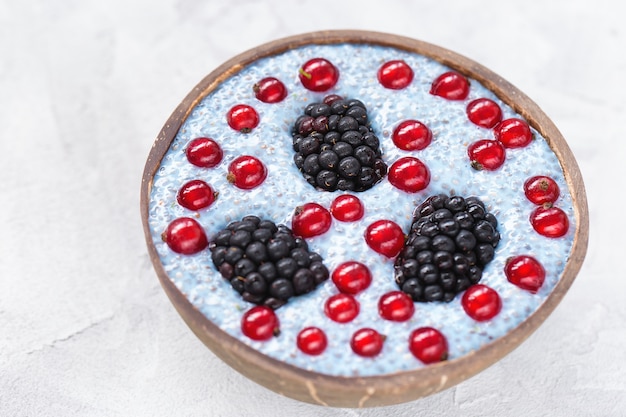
[0,0,622,416]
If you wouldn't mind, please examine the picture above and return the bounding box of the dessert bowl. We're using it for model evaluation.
[140,30,588,407]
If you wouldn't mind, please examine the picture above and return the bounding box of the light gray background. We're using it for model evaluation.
[1,1,622,416]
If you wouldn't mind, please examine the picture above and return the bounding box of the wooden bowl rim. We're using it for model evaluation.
[140,30,589,408]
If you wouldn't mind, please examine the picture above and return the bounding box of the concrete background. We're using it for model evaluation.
[1,0,623,415]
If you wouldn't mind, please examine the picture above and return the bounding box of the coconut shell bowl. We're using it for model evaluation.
[140,30,588,408]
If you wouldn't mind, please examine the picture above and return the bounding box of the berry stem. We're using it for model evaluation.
[299,68,312,79]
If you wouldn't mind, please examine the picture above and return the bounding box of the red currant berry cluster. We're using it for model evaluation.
[524,175,569,238]
[389,118,432,194]
[466,102,533,171]
[429,71,534,171]
[315,261,375,356]
[161,74,293,255]
[323,261,371,325]
[499,176,562,294]
[324,258,450,363]
[163,137,268,254]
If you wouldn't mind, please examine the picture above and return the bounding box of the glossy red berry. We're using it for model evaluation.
[163,217,208,255]
[292,202,332,238]
[297,327,328,355]
[299,58,339,92]
[378,291,415,322]
[430,71,470,100]
[468,139,506,171]
[524,175,560,205]
[530,206,569,238]
[227,104,259,133]
[461,284,502,322]
[324,293,360,323]
[365,219,405,258]
[388,157,430,192]
[392,120,433,151]
[185,137,223,168]
[331,261,372,295]
[466,98,502,128]
[227,155,267,189]
[409,327,448,364]
[494,118,532,148]
[330,194,364,222]
[351,328,384,357]
[377,60,414,90]
[241,306,280,341]
[253,77,287,103]
[177,179,217,211]
[505,255,546,293]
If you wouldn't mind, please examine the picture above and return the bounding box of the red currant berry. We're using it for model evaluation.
[253,77,287,103]
[461,284,502,322]
[162,217,208,254]
[466,98,503,128]
[378,291,415,322]
[505,255,546,293]
[430,71,470,100]
[365,219,405,258]
[297,327,328,355]
[351,328,384,357]
[494,118,532,148]
[377,60,414,90]
[227,104,259,133]
[392,120,433,151]
[324,293,360,323]
[409,327,448,364]
[185,137,223,168]
[331,261,372,295]
[299,58,339,92]
[524,175,560,205]
[330,194,364,222]
[292,202,332,238]
[241,306,280,341]
[177,179,217,211]
[530,206,569,238]
[388,157,430,192]
[468,139,506,171]
[227,155,267,189]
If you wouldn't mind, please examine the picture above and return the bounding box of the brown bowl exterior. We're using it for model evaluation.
[140,30,589,408]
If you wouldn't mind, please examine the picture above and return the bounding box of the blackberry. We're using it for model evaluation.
[210,216,329,309]
[292,95,387,192]
[394,195,500,303]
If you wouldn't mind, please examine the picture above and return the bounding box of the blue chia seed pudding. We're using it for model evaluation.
[147,43,575,377]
